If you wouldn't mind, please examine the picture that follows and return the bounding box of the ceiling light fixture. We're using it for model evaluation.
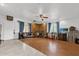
[40,14,48,21]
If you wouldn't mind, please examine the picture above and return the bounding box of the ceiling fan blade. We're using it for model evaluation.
[43,16,48,18]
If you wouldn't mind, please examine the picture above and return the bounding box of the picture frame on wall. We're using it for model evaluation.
[6,15,13,21]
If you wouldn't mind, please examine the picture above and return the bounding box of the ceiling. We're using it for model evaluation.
[0,3,79,23]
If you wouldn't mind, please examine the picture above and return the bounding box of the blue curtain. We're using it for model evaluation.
[29,23,32,33]
[56,22,59,33]
[19,21,24,32]
[48,23,51,33]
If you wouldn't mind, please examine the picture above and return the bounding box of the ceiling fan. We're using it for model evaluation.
[40,14,48,21]
[33,14,48,23]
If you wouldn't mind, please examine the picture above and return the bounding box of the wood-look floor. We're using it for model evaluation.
[21,38,79,56]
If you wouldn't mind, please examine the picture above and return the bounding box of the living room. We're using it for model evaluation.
[0,3,79,56]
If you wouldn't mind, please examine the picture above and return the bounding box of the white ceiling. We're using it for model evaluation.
[0,3,79,22]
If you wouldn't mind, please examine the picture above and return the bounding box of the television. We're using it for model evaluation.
[7,15,13,21]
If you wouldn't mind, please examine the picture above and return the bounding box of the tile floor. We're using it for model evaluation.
[0,40,45,56]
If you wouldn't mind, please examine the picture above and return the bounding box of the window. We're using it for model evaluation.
[50,22,57,33]
[24,23,29,32]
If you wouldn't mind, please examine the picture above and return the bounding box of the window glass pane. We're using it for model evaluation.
[24,23,29,32]
[50,22,57,33]
[50,23,54,33]
[53,23,57,33]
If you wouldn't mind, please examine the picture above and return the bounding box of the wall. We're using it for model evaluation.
[32,23,47,33]
[59,19,79,30]
[0,14,25,40]
[1,13,79,40]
